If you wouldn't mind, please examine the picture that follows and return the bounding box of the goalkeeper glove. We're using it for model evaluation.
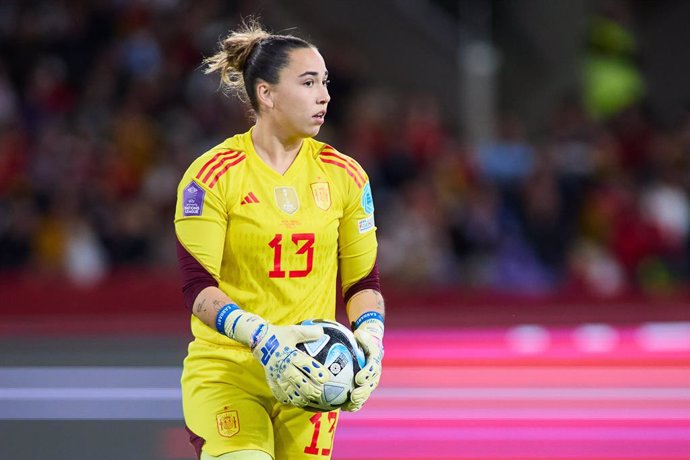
[215,304,328,407]
[343,311,384,412]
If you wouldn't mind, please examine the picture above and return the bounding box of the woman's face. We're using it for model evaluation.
[264,47,330,139]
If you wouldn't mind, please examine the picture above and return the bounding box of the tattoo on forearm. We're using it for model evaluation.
[212,299,227,313]
[349,289,385,312]
[195,299,206,314]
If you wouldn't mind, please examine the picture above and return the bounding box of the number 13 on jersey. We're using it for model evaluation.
[268,233,315,278]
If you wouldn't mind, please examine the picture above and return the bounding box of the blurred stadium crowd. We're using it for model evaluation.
[0,1,688,297]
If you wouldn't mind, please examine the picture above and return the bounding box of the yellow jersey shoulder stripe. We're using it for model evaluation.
[318,145,366,189]
[195,150,246,188]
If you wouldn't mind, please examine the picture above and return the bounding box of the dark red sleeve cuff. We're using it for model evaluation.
[343,262,381,304]
[176,238,218,310]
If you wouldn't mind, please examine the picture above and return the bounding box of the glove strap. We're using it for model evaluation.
[215,303,240,333]
[215,303,267,348]
[353,311,384,329]
[352,311,385,338]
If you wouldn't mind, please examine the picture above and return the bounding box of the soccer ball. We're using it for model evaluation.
[296,319,366,412]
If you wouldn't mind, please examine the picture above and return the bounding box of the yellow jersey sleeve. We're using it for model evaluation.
[174,147,245,279]
[325,148,378,294]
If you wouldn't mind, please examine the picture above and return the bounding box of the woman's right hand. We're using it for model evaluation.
[249,322,329,406]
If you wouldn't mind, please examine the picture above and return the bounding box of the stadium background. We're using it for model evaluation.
[0,0,689,459]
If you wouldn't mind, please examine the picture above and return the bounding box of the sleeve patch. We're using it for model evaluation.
[358,215,375,233]
[182,181,205,216]
[361,182,374,214]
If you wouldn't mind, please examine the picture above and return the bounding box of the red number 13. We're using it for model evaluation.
[268,233,315,278]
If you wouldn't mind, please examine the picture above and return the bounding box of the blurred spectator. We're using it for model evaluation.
[583,0,644,121]
[402,94,446,168]
[378,176,457,286]
[0,63,18,124]
[518,157,568,275]
[475,113,535,188]
[0,196,36,268]
[566,238,626,297]
[609,104,654,174]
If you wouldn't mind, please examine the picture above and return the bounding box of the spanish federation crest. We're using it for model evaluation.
[216,409,240,438]
[274,186,300,214]
[311,182,331,210]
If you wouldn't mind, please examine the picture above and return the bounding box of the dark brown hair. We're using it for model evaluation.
[203,19,313,112]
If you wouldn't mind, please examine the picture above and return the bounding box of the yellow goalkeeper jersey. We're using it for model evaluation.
[175,129,378,347]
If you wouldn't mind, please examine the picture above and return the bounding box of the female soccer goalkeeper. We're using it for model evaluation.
[174,20,385,460]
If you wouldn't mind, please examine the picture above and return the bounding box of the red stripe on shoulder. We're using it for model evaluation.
[207,154,246,188]
[196,150,232,180]
[321,149,366,184]
[200,151,242,183]
[320,147,367,188]
[320,158,364,188]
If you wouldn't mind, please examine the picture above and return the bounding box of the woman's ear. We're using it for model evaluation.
[256,80,274,110]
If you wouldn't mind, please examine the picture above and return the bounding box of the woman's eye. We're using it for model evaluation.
[304,80,314,87]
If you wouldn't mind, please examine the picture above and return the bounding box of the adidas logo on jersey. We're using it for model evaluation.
[241,192,260,205]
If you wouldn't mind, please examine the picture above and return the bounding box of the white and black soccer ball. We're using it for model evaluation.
[296,319,366,412]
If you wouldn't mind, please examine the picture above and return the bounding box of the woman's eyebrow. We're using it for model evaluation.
[298,70,329,78]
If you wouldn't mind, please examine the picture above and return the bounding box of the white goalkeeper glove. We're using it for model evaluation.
[343,311,384,412]
[215,304,328,407]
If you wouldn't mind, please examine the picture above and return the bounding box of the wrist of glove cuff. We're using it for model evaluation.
[215,303,267,348]
[352,310,385,339]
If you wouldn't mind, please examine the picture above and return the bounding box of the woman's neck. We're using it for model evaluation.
[251,120,302,175]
